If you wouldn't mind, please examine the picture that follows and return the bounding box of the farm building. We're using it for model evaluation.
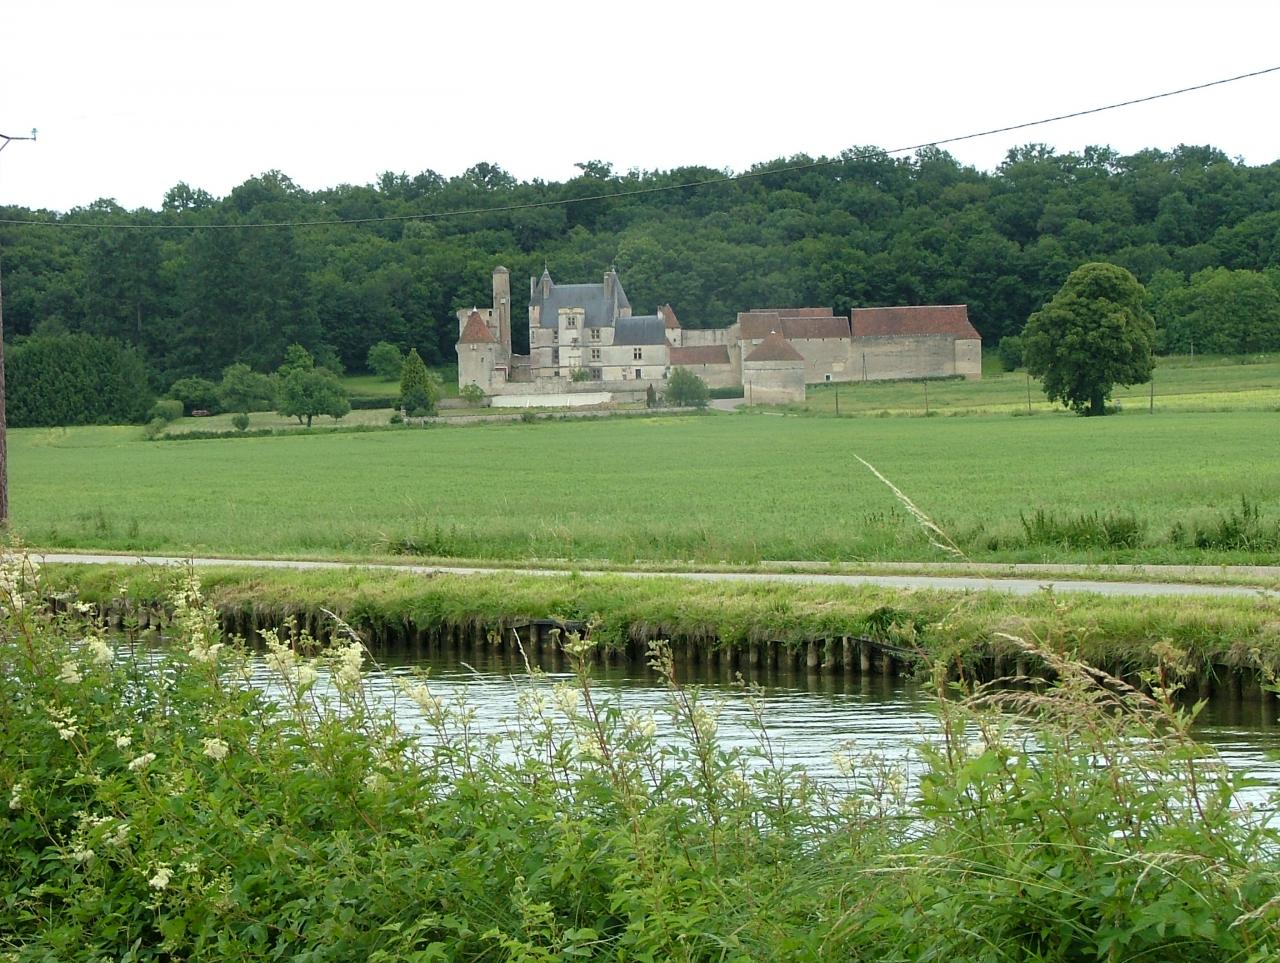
[456,266,981,402]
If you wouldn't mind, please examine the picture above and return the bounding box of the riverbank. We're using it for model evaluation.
[47,562,1280,696]
[6,558,1280,960]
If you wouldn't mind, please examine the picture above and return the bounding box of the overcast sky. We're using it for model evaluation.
[2,0,1278,214]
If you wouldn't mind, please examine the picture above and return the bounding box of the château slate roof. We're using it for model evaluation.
[530,269,631,328]
[850,305,980,340]
[612,315,667,346]
[670,345,731,365]
[744,330,804,363]
[458,311,496,344]
[738,311,850,340]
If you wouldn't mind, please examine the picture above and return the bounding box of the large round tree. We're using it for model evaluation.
[1023,262,1155,416]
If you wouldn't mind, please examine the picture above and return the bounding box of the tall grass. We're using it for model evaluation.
[6,557,1280,959]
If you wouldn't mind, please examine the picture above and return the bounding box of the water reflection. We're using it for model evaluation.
[338,647,1280,797]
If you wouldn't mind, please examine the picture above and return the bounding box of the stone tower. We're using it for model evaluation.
[492,266,512,355]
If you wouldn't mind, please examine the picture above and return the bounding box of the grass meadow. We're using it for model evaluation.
[14,407,1279,565]
[781,353,1280,416]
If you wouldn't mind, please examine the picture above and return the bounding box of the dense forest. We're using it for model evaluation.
[1,143,1278,388]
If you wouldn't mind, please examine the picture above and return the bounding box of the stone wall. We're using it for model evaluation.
[954,338,982,379]
[742,360,805,404]
[853,335,973,381]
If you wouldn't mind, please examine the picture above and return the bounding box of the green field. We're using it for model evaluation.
[778,353,1280,417]
[14,408,1279,565]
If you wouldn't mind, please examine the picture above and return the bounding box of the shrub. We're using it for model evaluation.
[168,376,220,415]
[570,367,592,382]
[231,412,251,432]
[7,333,154,427]
[141,416,168,439]
[665,367,709,408]
[399,349,440,416]
[708,385,745,400]
[459,383,486,405]
[366,341,404,380]
[520,410,538,423]
[389,412,403,424]
[148,398,184,423]
[996,334,1024,371]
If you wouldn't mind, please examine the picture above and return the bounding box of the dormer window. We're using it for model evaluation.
[590,328,600,341]
[566,317,577,329]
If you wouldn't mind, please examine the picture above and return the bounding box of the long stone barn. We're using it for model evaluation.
[456,266,981,403]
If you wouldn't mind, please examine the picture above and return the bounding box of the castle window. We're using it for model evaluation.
[590,348,600,361]
[633,347,642,360]
[566,317,577,328]
[590,328,600,341]
[553,330,558,343]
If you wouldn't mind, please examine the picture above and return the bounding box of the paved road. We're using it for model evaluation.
[34,553,1279,600]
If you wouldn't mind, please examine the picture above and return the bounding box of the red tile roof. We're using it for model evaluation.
[851,305,980,340]
[458,310,497,344]
[670,345,731,365]
[660,303,681,329]
[744,330,804,363]
[738,311,849,340]
[752,306,834,319]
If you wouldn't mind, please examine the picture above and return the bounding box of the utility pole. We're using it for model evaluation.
[0,129,38,527]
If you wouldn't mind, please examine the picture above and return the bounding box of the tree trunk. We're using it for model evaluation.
[1088,390,1105,416]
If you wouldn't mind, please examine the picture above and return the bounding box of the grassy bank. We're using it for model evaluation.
[6,559,1280,960]
[48,563,1280,681]
[776,352,1280,417]
[15,410,1280,566]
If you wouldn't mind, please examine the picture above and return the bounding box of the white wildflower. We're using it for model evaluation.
[115,734,132,750]
[201,738,229,762]
[295,664,317,687]
[552,683,581,716]
[50,710,80,741]
[832,752,855,778]
[57,661,83,685]
[107,821,130,847]
[574,735,603,761]
[626,711,657,740]
[333,639,364,689]
[73,600,94,614]
[691,706,718,740]
[406,683,442,715]
[86,638,113,665]
[8,783,22,811]
[69,846,95,864]
[362,772,387,792]
[148,864,172,890]
[127,752,157,772]
[180,860,199,875]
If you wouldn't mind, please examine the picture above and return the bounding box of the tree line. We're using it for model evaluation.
[1,143,1278,396]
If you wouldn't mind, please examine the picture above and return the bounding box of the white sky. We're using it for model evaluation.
[2,0,1279,213]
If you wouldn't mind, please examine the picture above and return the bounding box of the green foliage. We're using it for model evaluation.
[167,376,219,414]
[569,367,592,382]
[1023,262,1155,415]
[4,143,1280,382]
[280,342,314,373]
[708,385,745,400]
[312,342,345,376]
[7,333,154,427]
[231,412,251,432]
[366,340,404,380]
[1021,507,1143,549]
[996,334,1024,371]
[5,561,1280,960]
[458,383,486,405]
[147,398,183,423]
[1153,267,1280,354]
[398,348,439,416]
[277,365,351,428]
[664,367,710,408]
[216,362,276,414]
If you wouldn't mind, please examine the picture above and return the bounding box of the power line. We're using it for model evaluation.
[2,65,1278,233]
